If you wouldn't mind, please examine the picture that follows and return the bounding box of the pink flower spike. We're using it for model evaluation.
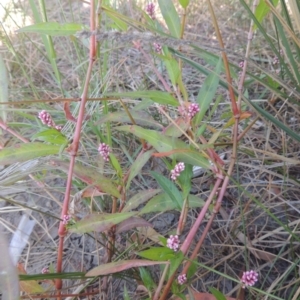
[145,3,156,20]
[41,267,49,274]
[241,270,259,288]
[98,143,111,162]
[167,235,180,251]
[187,103,200,118]
[38,110,55,127]
[170,162,185,180]
[178,274,187,285]
[153,42,162,53]
[62,214,71,225]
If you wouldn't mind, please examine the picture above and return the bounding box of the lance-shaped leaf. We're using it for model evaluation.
[126,149,155,190]
[52,160,120,198]
[123,189,161,212]
[140,193,206,214]
[105,91,178,106]
[0,143,61,166]
[68,212,136,234]
[17,22,83,36]
[137,247,176,261]
[86,259,167,277]
[97,111,163,130]
[115,216,152,234]
[116,125,210,169]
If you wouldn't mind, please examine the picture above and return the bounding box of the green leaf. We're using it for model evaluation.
[105,91,178,106]
[126,149,156,190]
[151,171,183,210]
[104,6,128,31]
[160,47,180,86]
[208,287,227,300]
[137,247,175,261]
[116,125,210,169]
[53,160,121,198]
[109,153,123,178]
[140,193,205,214]
[178,164,193,199]
[68,212,136,234]
[158,0,181,38]
[17,22,83,36]
[86,259,166,276]
[178,0,190,9]
[0,143,61,165]
[123,285,131,300]
[253,0,279,31]
[97,111,163,130]
[139,267,156,292]
[123,189,161,212]
[31,128,68,145]
[194,58,222,126]
[168,251,184,278]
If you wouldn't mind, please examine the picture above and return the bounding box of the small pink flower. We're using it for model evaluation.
[170,162,185,180]
[241,270,258,288]
[41,267,49,274]
[167,235,180,251]
[38,110,61,131]
[62,214,71,225]
[153,42,162,53]
[178,274,187,285]
[98,143,111,162]
[239,61,244,68]
[145,3,156,20]
[187,103,200,118]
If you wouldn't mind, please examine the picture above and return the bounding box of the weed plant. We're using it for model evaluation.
[0,0,300,299]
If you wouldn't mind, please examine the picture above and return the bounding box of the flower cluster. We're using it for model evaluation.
[62,214,71,225]
[41,267,49,274]
[187,103,200,118]
[98,143,111,162]
[153,42,162,53]
[241,270,258,288]
[167,235,180,251]
[170,162,185,180]
[38,110,62,131]
[145,3,156,20]
[177,274,187,285]
[239,61,244,68]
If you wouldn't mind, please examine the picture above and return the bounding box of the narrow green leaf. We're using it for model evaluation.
[97,111,163,130]
[123,189,161,212]
[178,0,190,9]
[53,160,121,198]
[31,128,68,145]
[0,143,61,165]
[178,164,193,199]
[17,22,83,36]
[158,0,181,38]
[151,171,183,209]
[126,149,156,190]
[140,193,205,214]
[253,0,279,30]
[160,47,180,86]
[137,247,175,261]
[109,153,123,178]
[194,58,222,125]
[68,212,136,234]
[123,285,130,300]
[139,267,156,292]
[86,259,166,277]
[116,125,210,169]
[104,7,128,31]
[105,91,178,106]
[168,251,184,278]
[208,287,227,300]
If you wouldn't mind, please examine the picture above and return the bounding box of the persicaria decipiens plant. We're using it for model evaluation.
[98,143,111,162]
[145,2,156,20]
[170,162,185,180]
[167,235,180,251]
[38,110,62,131]
[177,274,187,285]
[241,270,259,288]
